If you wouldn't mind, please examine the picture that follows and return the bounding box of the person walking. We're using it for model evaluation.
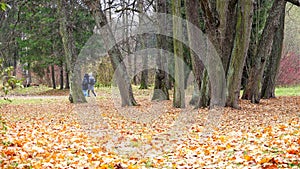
[88,73,96,97]
[82,73,89,97]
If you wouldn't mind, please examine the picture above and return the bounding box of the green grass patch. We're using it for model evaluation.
[1,85,52,96]
[0,97,65,105]
[275,85,300,96]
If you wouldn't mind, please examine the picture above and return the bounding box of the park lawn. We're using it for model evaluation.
[0,86,299,168]
[275,85,300,96]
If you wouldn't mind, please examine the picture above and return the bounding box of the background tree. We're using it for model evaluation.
[83,0,137,106]
[152,0,170,101]
[57,0,86,103]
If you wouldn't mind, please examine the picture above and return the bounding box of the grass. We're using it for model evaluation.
[0,84,298,106]
[275,85,300,96]
[0,97,66,105]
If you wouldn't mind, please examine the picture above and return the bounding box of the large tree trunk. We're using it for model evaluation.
[261,3,286,99]
[226,0,253,108]
[172,0,185,108]
[242,0,286,103]
[152,0,170,101]
[84,0,137,106]
[57,0,86,103]
[59,62,64,90]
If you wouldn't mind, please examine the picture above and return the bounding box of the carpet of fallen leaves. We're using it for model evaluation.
[0,94,299,168]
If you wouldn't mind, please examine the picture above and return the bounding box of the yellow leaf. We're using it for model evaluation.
[259,157,271,164]
[243,155,253,161]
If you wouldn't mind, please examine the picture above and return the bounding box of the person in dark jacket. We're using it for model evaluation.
[82,73,89,97]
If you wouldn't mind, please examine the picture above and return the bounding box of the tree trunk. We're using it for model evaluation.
[51,64,56,89]
[172,0,185,108]
[65,64,70,89]
[226,0,253,108]
[152,0,169,101]
[185,0,204,107]
[261,3,286,99]
[138,0,148,90]
[241,0,270,93]
[199,69,210,107]
[84,0,137,106]
[60,62,64,90]
[57,0,86,103]
[242,0,286,103]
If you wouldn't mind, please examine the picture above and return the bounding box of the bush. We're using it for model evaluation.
[277,53,300,86]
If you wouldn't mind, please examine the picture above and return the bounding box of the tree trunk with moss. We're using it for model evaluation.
[226,0,253,108]
[172,0,185,108]
[57,0,86,103]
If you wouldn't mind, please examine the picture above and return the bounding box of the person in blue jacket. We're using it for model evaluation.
[88,73,96,97]
[82,73,89,97]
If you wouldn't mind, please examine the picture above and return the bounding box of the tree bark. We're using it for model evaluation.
[261,3,286,99]
[226,0,253,108]
[65,64,70,89]
[172,0,185,108]
[242,0,286,103]
[84,0,137,106]
[60,62,64,90]
[57,0,86,103]
[138,0,148,90]
[152,0,169,101]
[185,0,204,107]
[51,64,56,89]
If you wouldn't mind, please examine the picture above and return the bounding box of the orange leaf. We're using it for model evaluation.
[297,138,300,145]
[287,149,298,155]
[243,155,253,161]
[259,157,271,164]
[262,164,278,169]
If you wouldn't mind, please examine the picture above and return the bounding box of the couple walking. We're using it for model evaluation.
[82,73,96,97]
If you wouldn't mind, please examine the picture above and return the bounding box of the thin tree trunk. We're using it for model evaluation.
[172,0,185,108]
[65,64,70,89]
[226,0,253,108]
[57,0,86,103]
[152,0,169,100]
[51,64,56,89]
[199,69,210,107]
[138,0,148,89]
[261,3,286,99]
[84,0,137,106]
[242,0,286,103]
[60,62,64,90]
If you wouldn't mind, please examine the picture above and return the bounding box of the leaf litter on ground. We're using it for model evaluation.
[0,95,299,168]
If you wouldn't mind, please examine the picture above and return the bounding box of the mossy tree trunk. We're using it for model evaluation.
[57,0,86,103]
[226,0,253,108]
[172,0,185,108]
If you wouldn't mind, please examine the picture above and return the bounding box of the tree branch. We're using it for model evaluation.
[286,0,300,6]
